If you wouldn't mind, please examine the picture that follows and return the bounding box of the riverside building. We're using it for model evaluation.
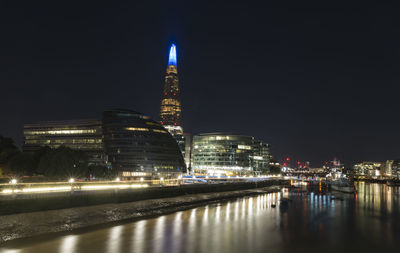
[191,133,270,176]
[23,119,106,166]
[353,162,383,177]
[102,109,185,179]
[23,109,186,179]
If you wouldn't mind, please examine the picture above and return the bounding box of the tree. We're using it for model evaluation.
[0,135,20,164]
[38,146,89,179]
[0,135,21,174]
[88,165,114,179]
[269,166,282,175]
[8,152,36,176]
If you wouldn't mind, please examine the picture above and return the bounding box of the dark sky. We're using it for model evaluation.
[1,2,400,167]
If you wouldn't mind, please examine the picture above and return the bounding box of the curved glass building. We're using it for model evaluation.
[23,109,186,179]
[191,133,270,176]
[102,109,186,179]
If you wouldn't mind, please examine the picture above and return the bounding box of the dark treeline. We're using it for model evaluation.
[0,135,112,180]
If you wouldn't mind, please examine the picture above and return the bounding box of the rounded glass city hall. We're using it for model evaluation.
[102,109,186,179]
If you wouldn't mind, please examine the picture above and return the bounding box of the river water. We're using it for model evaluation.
[1,182,400,253]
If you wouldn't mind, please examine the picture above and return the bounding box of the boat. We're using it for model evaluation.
[328,177,355,193]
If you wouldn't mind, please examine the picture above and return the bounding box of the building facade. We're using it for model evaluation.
[353,161,383,177]
[102,109,186,179]
[23,110,186,179]
[183,132,192,169]
[23,119,106,166]
[191,133,270,176]
[391,160,400,179]
[353,160,400,179]
[159,44,187,168]
[252,140,270,173]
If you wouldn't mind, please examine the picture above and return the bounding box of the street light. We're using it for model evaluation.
[115,177,120,182]
[68,178,75,183]
[9,179,17,185]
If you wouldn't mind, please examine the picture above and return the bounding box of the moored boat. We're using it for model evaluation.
[328,177,355,193]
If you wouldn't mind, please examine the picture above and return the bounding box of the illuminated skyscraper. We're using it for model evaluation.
[160,44,182,135]
[160,44,188,169]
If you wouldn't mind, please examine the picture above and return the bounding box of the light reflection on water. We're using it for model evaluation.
[1,183,400,253]
[59,235,78,253]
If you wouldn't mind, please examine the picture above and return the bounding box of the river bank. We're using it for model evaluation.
[0,184,284,244]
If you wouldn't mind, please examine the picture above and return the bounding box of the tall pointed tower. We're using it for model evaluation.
[160,44,183,135]
[160,44,189,169]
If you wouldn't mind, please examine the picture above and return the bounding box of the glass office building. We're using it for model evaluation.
[191,133,270,176]
[102,109,186,179]
[23,109,186,179]
[23,119,106,166]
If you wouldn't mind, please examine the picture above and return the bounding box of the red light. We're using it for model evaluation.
[283,163,287,166]
[297,161,300,165]
[286,157,290,161]
[173,93,176,96]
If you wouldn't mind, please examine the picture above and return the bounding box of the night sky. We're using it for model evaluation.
[1,2,400,167]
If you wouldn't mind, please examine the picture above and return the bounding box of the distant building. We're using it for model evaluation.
[159,44,187,168]
[191,133,270,176]
[391,160,400,179]
[23,119,106,166]
[252,140,270,173]
[353,162,383,177]
[323,158,344,174]
[183,132,192,170]
[383,160,394,176]
[23,109,186,179]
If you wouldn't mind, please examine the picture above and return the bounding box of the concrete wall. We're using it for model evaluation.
[0,180,288,215]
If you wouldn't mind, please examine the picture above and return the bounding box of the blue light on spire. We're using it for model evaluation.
[168,44,177,66]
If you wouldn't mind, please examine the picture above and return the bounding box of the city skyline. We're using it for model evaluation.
[2,3,400,252]
[1,3,400,167]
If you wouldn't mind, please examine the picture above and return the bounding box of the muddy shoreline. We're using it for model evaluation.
[0,185,282,244]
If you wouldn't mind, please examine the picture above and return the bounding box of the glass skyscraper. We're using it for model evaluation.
[160,44,182,135]
[160,44,188,169]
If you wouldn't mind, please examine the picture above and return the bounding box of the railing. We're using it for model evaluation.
[0,176,283,195]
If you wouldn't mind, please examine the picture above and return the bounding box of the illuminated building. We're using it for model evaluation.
[252,140,270,173]
[353,160,400,179]
[391,160,400,179]
[183,132,192,169]
[23,119,106,166]
[353,162,383,177]
[160,44,181,133]
[102,109,185,179]
[23,109,186,178]
[191,133,270,176]
[160,44,187,168]
[383,160,393,176]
